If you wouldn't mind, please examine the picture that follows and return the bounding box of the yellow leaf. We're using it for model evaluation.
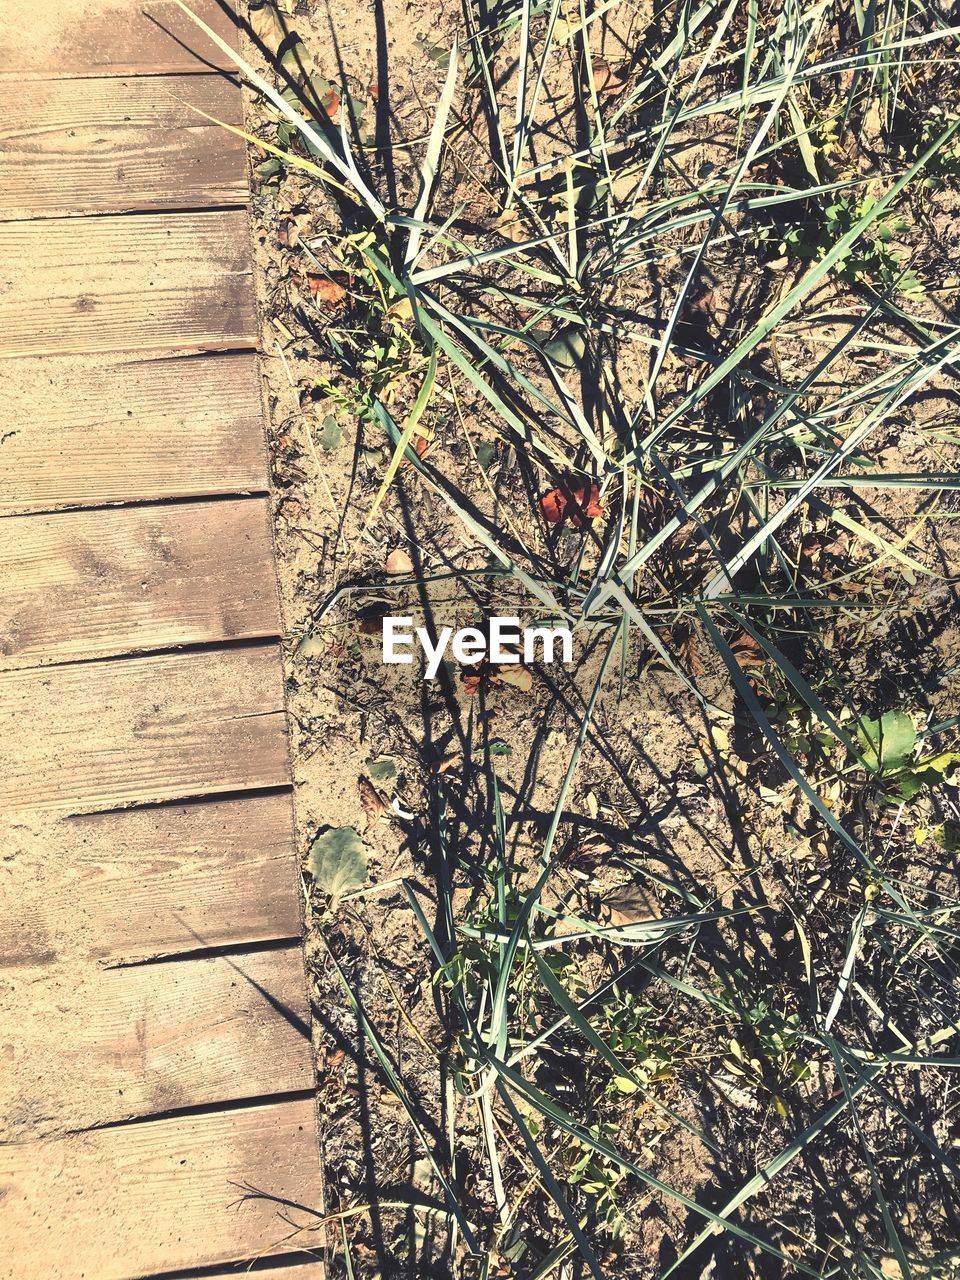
[387,296,414,323]
[363,351,437,532]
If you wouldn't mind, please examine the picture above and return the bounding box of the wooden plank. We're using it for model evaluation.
[2,946,314,1138]
[0,74,247,219]
[0,1098,324,1279]
[0,352,267,514]
[0,645,290,814]
[0,0,239,79]
[0,796,301,966]
[0,498,281,667]
[0,211,257,359]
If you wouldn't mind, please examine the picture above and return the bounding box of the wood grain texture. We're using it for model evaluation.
[0,644,290,814]
[0,74,247,219]
[1,946,314,1138]
[0,498,281,667]
[0,0,240,79]
[0,796,301,966]
[0,211,257,359]
[0,352,267,514]
[0,1099,324,1280]
[0,3,324,1271]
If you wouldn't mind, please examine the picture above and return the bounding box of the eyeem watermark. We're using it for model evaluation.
[383,617,572,679]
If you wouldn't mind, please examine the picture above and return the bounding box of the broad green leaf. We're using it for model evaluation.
[255,155,283,183]
[934,823,960,852]
[475,440,497,468]
[542,326,586,368]
[317,414,343,451]
[857,710,916,775]
[308,826,369,900]
[915,751,960,778]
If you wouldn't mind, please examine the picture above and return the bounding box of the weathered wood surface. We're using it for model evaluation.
[0,796,301,967]
[0,352,267,514]
[0,1099,324,1280]
[0,2,322,1274]
[0,0,239,79]
[0,645,290,814]
[0,498,280,666]
[2,946,314,1137]
[0,74,247,219]
[0,212,258,359]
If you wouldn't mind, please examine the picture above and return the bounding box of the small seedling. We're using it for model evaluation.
[719,975,813,1117]
[762,194,921,295]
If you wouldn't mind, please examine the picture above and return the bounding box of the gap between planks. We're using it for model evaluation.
[193,1261,325,1278]
[150,1261,325,1279]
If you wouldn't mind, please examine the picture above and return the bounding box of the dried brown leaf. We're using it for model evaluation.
[385,548,414,575]
[359,776,391,832]
[731,631,765,669]
[600,882,661,927]
[493,665,533,692]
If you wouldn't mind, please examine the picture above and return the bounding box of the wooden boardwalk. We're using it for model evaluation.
[0,3,323,1275]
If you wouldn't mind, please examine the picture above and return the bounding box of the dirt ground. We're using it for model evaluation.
[236,1,960,1275]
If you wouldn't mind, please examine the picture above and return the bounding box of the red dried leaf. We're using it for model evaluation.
[459,657,489,696]
[359,776,391,832]
[321,87,341,121]
[539,488,566,523]
[432,750,462,775]
[539,474,603,529]
[676,626,705,677]
[731,632,764,669]
[593,57,630,95]
[307,273,348,305]
[385,548,414,575]
[400,431,433,473]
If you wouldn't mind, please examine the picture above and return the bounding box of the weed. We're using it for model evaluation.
[566,1125,631,1240]
[762,194,922,294]
[856,708,960,800]
[596,989,676,1095]
[718,972,815,1116]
